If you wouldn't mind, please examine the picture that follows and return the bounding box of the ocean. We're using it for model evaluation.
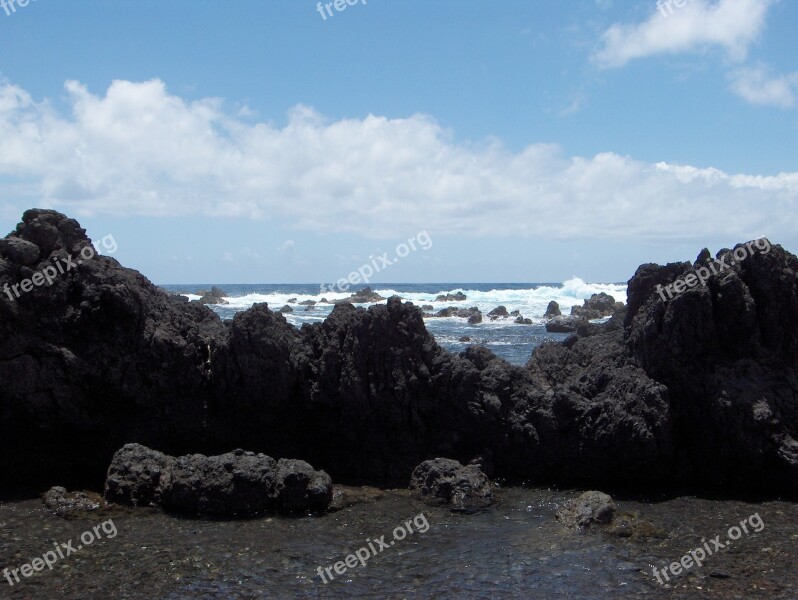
[161,278,627,365]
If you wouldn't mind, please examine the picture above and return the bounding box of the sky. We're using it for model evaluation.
[0,0,795,284]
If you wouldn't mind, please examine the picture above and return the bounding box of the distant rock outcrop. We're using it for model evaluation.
[436,292,466,302]
[197,286,228,305]
[334,286,385,304]
[544,301,561,319]
[570,293,622,320]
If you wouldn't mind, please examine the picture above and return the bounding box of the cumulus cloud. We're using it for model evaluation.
[593,0,772,68]
[729,66,798,108]
[0,79,796,242]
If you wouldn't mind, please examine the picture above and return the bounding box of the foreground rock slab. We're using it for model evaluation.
[105,444,332,517]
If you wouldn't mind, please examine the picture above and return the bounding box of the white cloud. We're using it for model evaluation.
[729,66,798,108]
[593,0,773,68]
[0,79,796,242]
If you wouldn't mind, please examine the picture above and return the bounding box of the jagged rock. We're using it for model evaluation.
[198,286,228,305]
[287,298,297,304]
[544,301,561,319]
[510,310,520,317]
[279,305,293,313]
[436,292,466,302]
[421,304,434,311]
[555,491,617,530]
[334,286,385,304]
[488,306,509,319]
[2,210,796,496]
[409,458,494,513]
[104,444,175,507]
[273,458,334,514]
[545,315,587,333]
[570,293,622,320]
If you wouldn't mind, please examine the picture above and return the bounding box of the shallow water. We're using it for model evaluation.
[1,488,795,599]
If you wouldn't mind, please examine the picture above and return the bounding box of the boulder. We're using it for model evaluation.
[334,286,385,304]
[104,444,175,508]
[544,301,561,319]
[545,315,587,333]
[198,286,228,305]
[435,292,466,302]
[273,458,334,514]
[409,458,494,513]
[488,306,509,319]
[104,444,332,517]
[555,491,617,530]
[279,305,293,313]
[570,293,622,320]
[298,299,316,306]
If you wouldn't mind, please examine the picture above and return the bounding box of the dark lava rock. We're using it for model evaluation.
[273,458,333,514]
[105,444,331,517]
[2,210,797,496]
[570,293,622,320]
[279,305,293,313]
[467,311,483,325]
[287,298,297,304]
[43,486,106,518]
[545,315,587,332]
[334,286,385,304]
[436,292,466,302]
[198,286,228,305]
[104,444,175,508]
[555,491,617,530]
[544,301,561,319]
[459,336,471,342]
[421,304,434,311]
[510,310,520,317]
[488,306,509,319]
[409,458,494,513]
[298,299,316,306]
[514,316,533,325]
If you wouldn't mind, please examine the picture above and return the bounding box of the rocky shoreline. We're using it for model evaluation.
[1,209,797,499]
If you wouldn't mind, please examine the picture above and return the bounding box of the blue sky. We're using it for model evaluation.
[0,0,795,284]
